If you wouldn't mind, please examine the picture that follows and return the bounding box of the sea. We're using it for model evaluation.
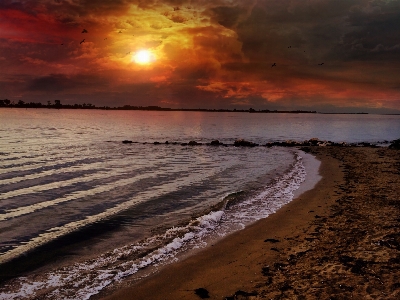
[0,108,399,300]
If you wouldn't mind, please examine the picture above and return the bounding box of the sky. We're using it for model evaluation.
[1,0,400,113]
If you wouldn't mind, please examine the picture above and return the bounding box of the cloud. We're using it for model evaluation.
[210,5,244,28]
[0,0,400,112]
[333,1,400,61]
[26,73,110,92]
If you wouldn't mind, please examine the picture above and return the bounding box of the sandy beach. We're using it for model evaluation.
[99,146,399,300]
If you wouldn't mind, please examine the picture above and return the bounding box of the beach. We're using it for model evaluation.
[100,146,400,300]
[2,110,399,299]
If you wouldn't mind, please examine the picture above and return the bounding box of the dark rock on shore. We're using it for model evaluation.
[389,139,400,149]
[234,139,258,147]
[358,142,375,147]
[265,138,384,148]
[210,140,223,146]
[121,138,388,148]
[194,288,210,298]
[264,238,280,243]
[266,138,338,147]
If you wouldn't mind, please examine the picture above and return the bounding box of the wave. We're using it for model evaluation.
[0,153,306,300]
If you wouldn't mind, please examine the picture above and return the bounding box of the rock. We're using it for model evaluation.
[261,266,272,276]
[188,140,202,146]
[389,139,400,149]
[282,140,299,146]
[210,140,222,146]
[194,288,210,298]
[356,142,378,147]
[122,140,132,144]
[273,262,288,270]
[264,238,280,243]
[308,138,320,145]
[279,282,292,292]
[153,141,160,145]
[234,139,258,147]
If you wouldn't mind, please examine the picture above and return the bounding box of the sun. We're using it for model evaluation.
[133,50,155,65]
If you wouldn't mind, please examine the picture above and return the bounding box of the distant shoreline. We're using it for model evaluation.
[0,103,316,113]
[2,104,400,115]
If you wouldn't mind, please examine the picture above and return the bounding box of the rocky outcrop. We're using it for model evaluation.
[265,138,346,147]
[121,138,395,148]
[389,139,400,149]
[210,140,223,146]
[234,139,259,147]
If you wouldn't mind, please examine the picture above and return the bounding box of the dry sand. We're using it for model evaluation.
[100,147,400,300]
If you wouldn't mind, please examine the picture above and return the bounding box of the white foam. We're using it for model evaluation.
[293,150,322,198]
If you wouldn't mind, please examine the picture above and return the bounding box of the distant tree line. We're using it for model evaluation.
[0,99,317,113]
[0,99,98,109]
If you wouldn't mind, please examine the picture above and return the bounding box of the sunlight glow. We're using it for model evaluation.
[133,50,155,65]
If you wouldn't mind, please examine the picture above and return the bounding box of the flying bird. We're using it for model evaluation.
[271,63,276,67]
[318,63,324,65]
[80,39,85,44]
[118,30,123,33]
[82,29,88,33]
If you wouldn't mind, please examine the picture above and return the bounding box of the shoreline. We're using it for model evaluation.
[2,106,400,116]
[0,145,312,298]
[99,146,399,300]
[98,148,340,299]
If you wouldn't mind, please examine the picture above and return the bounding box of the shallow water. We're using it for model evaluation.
[0,109,398,299]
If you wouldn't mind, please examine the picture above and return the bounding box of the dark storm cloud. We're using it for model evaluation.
[209,0,400,65]
[335,1,400,61]
[0,0,131,15]
[210,5,243,28]
[26,73,109,92]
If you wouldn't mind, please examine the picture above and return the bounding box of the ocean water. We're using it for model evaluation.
[0,109,399,299]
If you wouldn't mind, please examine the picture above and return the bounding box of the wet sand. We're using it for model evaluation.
[100,147,400,300]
